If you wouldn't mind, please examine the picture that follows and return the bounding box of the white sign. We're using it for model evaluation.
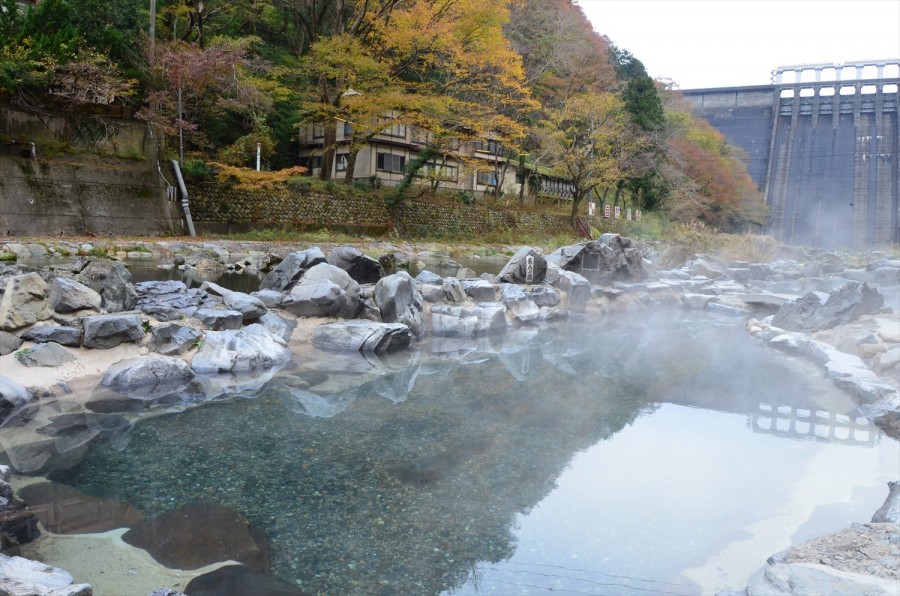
[588,202,595,216]
[614,206,621,219]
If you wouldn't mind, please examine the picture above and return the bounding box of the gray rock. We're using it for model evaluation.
[101,356,196,400]
[50,278,101,313]
[15,343,77,367]
[328,246,384,284]
[500,284,540,323]
[1,375,32,422]
[148,323,202,356]
[442,279,466,303]
[415,270,443,285]
[529,286,561,307]
[0,330,23,355]
[683,293,713,309]
[250,290,283,308]
[148,590,186,596]
[257,312,297,343]
[689,257,726,279]
[462,279,496,302]
[281,263,360,318]
[419,284,444,303]
[100,262,137,312]
[311,320,412,353]
[497,246,547,284]
[195,308,244,331]
[135,280,213,321]
[222,291,267,323]
[773,282,884,332]
[0,273,51,331]
[553,270,591,312]
[431,303,507,337]
[546,235,645,284]
[259,247,327,292]
[20,325,82,347]
[192,324,291,374]
[82,313,144,349]
[374,272,426,338]
[872,481,900,523]
[744,562,899,595]
[0,555,92,596]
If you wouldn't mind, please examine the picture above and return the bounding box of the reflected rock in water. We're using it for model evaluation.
[0,376,33,425]
[276,386,358,418]
[195,364,286,402]
[363,361,422,404]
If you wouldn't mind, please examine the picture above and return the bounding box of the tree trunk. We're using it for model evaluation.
[343,148,359,183]
[570,191,585,229]
[319,125,337,181]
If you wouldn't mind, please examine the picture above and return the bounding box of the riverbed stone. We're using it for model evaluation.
[194,308,244,331]
[442,279,466,303]
[192,324,291,374]
[20,325,82,347]
[250,290,283,308]
[135,280,213,321]
[49,278,101,313]
[871,482,900,523]
[100,262,137,313]
[497,246,547,285]
[0,330,23,355]
[281,263,360,319]
[374,271,426,338]
[82,313,144,349]
[101,355,196,399]
[14,343,76,367]
[311,320,412,353]
[148,323,202,356]
[257,312,297,343]
[122,503,270,571]
[431,303,507,337]
[259,247,326,292]
[328,246,384,284]
[529,286,561,308]
[415,270,443,285]
[0,273,51,331]
[773,281,885,332]
[0,375,31,424]
[17,481,145,534]
[222,291,267,323]
[553,270,591,312]
[462,279,496,302]
[0,555,91,596]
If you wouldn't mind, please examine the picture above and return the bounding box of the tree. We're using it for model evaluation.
[536,92,635,228]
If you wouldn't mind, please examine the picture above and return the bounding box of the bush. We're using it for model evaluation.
[455,191,475,205]
[181,159,212,179]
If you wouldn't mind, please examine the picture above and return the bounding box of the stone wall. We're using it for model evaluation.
[189,184,572,237]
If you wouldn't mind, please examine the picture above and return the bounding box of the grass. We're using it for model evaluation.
[0,253,16,262]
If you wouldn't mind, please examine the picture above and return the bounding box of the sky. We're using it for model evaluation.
[577,0,900,89]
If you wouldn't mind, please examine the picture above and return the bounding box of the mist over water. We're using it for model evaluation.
[44,312,897,595]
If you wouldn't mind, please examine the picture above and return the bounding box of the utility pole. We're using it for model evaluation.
[149,0,156,61]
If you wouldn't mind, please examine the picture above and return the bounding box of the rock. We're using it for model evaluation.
[148,590,186,596]
[0,376,32,424]
[192,324,291,374]
[311,320,412,353]
[250,290,283,308]
[276,386,358,418]
[82,313,144,349]
[101,356,196,400]
[122,503,270,571]
[281,263,360,319]
[431,303,507,337]
[49,278,101,313]
[0,555,91,596]
[546,235,645,284]
[0,330,22,355]
[553,270,591,312]
[689,257,726,279]
[17,481,144,534]
[222,291,267,323]
[0,273,51,331]
[0,479,39,550]
[194,308,243,331]
[683,293,713,309]
[497,246,547,284]
[500,284,540,323]
[415,270,443,285]
[744,562,899,595]
[872,481,900,523]
[100,262,137,312]
[183,564,304,596]
[419,284,444,303]
[462,279,496,302]
[135,281,213,321]
[148,323,202,356]
[773,282,884,332]
[529,286,560,307]
[257,312,297,343]
[373,272,426,338]
[20,325,83,347]
[441,279,466,303]
[15,343,77,367]
[259,247,326,292]
[327,246,384,284]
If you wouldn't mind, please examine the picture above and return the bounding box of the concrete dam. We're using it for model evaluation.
[684,59,899,248]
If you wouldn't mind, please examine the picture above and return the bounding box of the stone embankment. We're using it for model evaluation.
[0,235,898,595]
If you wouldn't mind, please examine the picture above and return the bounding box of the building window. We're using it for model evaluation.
[377,116,406,138]
[336,155,348,172]
[474,139,501,154]
[312,124,325,139]
[342,121,353,138]
[418,161,458,182]
[376,152,406,173]
[476,170,498,186]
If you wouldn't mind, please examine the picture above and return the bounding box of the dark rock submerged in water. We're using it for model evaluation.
[17,481,145,534]
[183,565,306,596]
[122,503,270,571]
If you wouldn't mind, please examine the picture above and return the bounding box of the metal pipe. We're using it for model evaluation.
[171,160,196,237]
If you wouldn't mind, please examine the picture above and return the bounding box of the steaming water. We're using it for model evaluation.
[32,312,897,595]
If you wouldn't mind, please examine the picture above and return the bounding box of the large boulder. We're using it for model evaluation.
[311,320,412,353]
[0,330,22,355]
[82,313,144,349]
[100,262,137,312]
[431,303,507,337]
[462,279,496,302]
[192,324,291,374]
[500,284,540,323]
[546,234,645,284]
[259,247,326,292]
[497,246,547,284]
[148,323,202,356]
[135,280,213,321]
[281,263,360,318]
[14,343,77,368]
[101,355,196,399]
[553,270,592,312]
[257,313,297,343]
[0,272,51,331]
[871,481,900,523]
[49,278,101,313]
[327,246,384,284]
[773,281,885,332]
[20,325,82,347]
[0,555,91,596]
[195,308,244,331]
[222,291,267,323]
[374,271,425,338]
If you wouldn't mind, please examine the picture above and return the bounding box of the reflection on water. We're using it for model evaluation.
[13,313,894,594]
